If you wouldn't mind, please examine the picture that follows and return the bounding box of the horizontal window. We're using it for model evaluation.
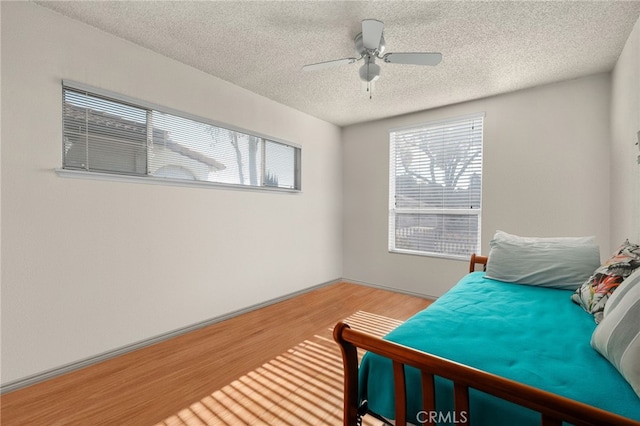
[62,81,301,191]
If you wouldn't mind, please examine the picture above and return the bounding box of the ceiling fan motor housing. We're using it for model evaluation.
[354,32,385,56]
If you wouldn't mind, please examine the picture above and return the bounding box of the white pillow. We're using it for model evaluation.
[485,231,600,290]
[591,268,640,397]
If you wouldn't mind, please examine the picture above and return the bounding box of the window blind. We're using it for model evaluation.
[63,89,148,175]
[62,82,301,191]
[389,113,484,259]
[264,140,300,189]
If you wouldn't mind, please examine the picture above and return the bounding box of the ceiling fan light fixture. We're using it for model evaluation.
[359,60,380,82]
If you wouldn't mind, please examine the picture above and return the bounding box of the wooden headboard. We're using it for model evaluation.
[469,253,488,273]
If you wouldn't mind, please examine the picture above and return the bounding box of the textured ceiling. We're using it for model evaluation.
[35,1,640,127]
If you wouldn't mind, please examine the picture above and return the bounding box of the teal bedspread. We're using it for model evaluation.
[358,272,640,425]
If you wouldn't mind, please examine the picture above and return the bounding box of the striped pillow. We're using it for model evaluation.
[591,268,640,397]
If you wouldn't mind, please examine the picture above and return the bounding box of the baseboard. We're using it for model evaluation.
[1,278,341,394]
[341,278,438,301]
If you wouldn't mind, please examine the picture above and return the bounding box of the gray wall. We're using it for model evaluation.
[342,74,612,298]
[2,2,638,388]
[610,17,640,248]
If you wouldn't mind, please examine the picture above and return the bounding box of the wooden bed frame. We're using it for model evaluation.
[333,255,640,426]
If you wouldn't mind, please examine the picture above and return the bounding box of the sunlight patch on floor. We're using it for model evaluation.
[155,311,402,426]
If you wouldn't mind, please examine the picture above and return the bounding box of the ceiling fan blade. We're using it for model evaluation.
[383,52,442,66]
[302,57,358,71]
[362,19,384,50]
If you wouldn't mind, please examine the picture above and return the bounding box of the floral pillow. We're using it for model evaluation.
[571,239,640,323]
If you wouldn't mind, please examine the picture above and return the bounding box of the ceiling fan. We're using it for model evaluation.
[302,19,442,89]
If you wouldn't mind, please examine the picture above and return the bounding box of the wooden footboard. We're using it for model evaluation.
[333,254,640,426]
[333,322,639,426]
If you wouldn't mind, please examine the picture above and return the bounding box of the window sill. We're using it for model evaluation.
[388,248,471,261]
[54,169,301,194]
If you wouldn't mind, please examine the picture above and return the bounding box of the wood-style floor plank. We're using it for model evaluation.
[1,282,432,425]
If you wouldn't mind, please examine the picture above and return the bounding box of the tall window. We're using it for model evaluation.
[62,81,301,191]
[389,113,484,259]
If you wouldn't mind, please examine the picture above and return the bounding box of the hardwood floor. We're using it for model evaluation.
[1,282,432,425]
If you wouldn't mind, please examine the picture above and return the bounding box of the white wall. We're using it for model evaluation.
[610,16,640,247]
[0,2,342,385]
[343,74,612,298]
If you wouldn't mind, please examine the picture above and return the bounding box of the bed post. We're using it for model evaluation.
[334,322,360,426]
[469,253,488,273]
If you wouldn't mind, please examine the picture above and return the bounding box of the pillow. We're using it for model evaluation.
[492,230,597,246]
[591,267,640,398]
[485,231,601,290]
[571,240,640,323]
[604,267,640,317]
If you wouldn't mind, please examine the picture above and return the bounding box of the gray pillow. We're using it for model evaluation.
[485,231,600,290]
[591,268,640,397]
[491,230,597,246]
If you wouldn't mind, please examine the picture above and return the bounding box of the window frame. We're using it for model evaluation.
[57,80,302,193]
[388,113,484,260]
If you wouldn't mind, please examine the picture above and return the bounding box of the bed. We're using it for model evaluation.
[334,249,640,426]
